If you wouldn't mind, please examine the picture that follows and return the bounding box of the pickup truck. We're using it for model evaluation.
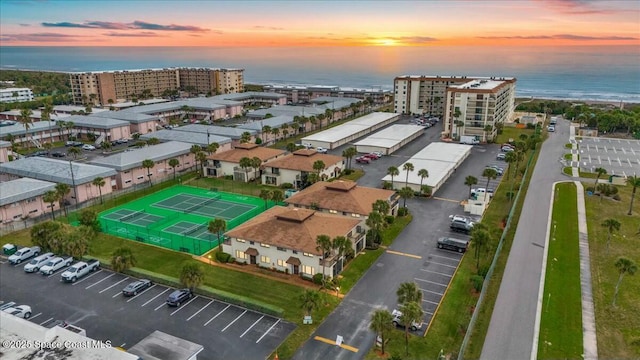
[40,256,73,275]
[8,246,41,264]
[60,259,100,282]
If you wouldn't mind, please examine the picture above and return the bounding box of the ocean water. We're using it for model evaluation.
[1,46,639,103]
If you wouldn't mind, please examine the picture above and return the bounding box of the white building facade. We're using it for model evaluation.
[0,88,34,103]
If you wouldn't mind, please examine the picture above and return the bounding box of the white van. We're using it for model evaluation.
[24,252,54,273]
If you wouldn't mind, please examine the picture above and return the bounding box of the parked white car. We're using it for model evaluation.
[82,144,96,151]
[40,256,73,275]
[24,252,54,273]
[8,246,40,264]
[3,305,32,319]
[316,147,328,154]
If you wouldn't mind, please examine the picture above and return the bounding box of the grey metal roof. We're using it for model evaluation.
[238,115,295,131]
[140,130,232,147]
[0,157,117,185]
[174,124,256,139]
[53,105,109,113]
[213,92,287,101]
[89,141,193,171]
[0,178,56,206]
[62,115,130,129]
[310,96,361,105]
[121,98,233,114]
[0,140,11,148]
[0,120,59,137]
[91,111,159,123]
[246,105,326,119]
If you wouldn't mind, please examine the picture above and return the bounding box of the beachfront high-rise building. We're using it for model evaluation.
[70,68,244,106]
[393,75,516,141]
[0,88,34,103]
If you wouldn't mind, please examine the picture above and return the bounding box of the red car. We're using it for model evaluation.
[355,156,371,164]
[364,153,380,160]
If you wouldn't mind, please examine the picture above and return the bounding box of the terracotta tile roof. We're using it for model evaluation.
[207,146,286,163]
[225,206,361,255]
[285,181,395,215]
[263,151,344,172]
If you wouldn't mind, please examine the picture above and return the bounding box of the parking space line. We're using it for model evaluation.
[127,284,157,302]
[420,268,454,277]
[47,268,68,278]
[29,312,42,320]
[420,287,444,295]
[424,310,434,315]
[240,315,264,338]
[433,197,461,203]
[187,300,213,321]
[70,269,103,285]
[429,253,460,261]
[85,273,115,289]
[204,304,230,326]
[414,278,448,287]
[170,296,199,316]
[39,317,54,326]
[386,250,421,259]
[99,277,128,293]
[154,301,167,311]
[425,260,457,268]
[112,291,122,298]
[257,319,281,343]
[313,335,359,353]
[423,299,440,305]
[222,310,246,332]
[142,288,169,307]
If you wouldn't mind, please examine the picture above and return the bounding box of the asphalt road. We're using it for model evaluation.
[480,120,567,360]
[293,133,502,360]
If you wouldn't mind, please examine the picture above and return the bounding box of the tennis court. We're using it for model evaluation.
[99,185,273,255]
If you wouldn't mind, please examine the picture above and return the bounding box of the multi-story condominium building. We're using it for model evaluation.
[0,88,34,103]
[264,84,389,104]
[394,75,477,117]
[443,78,516,142]
[70,68,244,106]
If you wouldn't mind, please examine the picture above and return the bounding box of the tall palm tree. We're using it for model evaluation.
[196,151,207,175]
[141,159,155,185]
[41,99,55,143]
[331,235,351,272]
[626,175,640,215]
[399,187,414,208]
[612,257,637,306]
[313,160,326,179]
[396,282,422,305]
[601,218,621,254]
[399,302,424,356]
[19,107,34,148]
[372,199,390,215]
[55,183,70,217]
[190,144,202,170]
[169,158,180,179]
[417,169,429,191]
[238,157,252,182]
[471,228,491,270]
[366,211,385,245]
[387,166,399,189]
[482,168,498,202]
[111,247,136,273]
[342,147,357,170]
[483,124,493,142]
[180,262,204,292]
[464,175,478,199]
[369,309,394,356]
[299,289,321,319]
[315,234,332,280]
[594,167,607,189]
[207,142,219,155]
[504,151,517,181]
[207,218,227,244]
[92,177,105,205]
[271,189,284,205]
[403,162,414,187]
[43,190,58,220]
[68,146,82,160]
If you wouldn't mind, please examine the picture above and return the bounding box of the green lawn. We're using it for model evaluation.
[564,153,573,161]
[564,167,573,176]
[584,182,640,359]
[565,143,573,149]
[538,183,583,359]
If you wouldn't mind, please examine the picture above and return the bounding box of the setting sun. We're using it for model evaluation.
[375,38,398,46]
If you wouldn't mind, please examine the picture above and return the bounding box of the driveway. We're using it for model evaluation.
[0,261,294,360]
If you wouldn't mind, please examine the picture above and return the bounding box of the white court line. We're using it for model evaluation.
[256,319,280,343]
[141,288,169,307]
[423,299,440,305]
[420,268,454,277]
[39,317,54,326]
[127,284,157,302]
[429,253,461,261]
[222,310,246,332]
[99,277,128,293]
[187,300,213,321]
[420,287,444,295]
[70,269,103,285]
[170,296,199,316]
[85,273,115,289]
[240,315,264,338]
[425,260,457,269]
[414,277,448,287]
[29,312,42,320]
[204,304,230,326]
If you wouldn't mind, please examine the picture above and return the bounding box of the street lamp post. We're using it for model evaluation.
[207,255,212,265]
[69,160,78,208]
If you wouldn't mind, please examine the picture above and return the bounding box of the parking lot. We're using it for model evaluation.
[577,137,640,176]
[0,259,295,360]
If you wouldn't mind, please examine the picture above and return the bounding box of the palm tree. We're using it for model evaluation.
[366,211,385,245]
[92,177,105,205]
[141,159,155,185]
[504,151,517,181]
[403,162,414,187]
[370,309,394,356]
[18,107,33,148]
[271,189,284,205]
[100,140,112,152]
[396,282,422,305]
[313,160,326,179]
[68,146,82,160]
[626,175,640,215]
[315,234,332,280]
[601,218,621,254]
[299,289,321,319]
[169,158,180,179]
[206,142,219,155]
[196,151,207,175]
[483,124,493,142]
[41,99,55,143]
[180,262,204,292]
[43,190,58,220]
[111,247,136,273]
[240,131,252,144]
[594,167,607,189]
[482,168,498,202]
[239,157,253,182]
[454,120,464,139]
[372,199,390,215]
[417,169,429,190]
[399,302,424,356]
[332,235,351,272]
[251,157,262,181]
[64,121,75,141]
[399,187,414,208]
[271,127,280,140]
[55,183,70,217]
[612,257,637,306]
[387,166,399,189]
[190,144,202,170]
[464,175,478,199]
[207,218,227,244]
[259,189,272,210]
[471,228,491,270]
[262,125,272,144]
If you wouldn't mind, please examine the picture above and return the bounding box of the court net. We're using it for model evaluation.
[182,223,205,236]
[119,209,146,222]
[184,194,221,214]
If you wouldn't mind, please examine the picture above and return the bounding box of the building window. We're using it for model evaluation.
[303,252,313,257]
[235,250,247,260]
[249,241,255,245]
[260,255,270,263]
[277,259,285,267]
[277,247,286,252]
[125,180,132,184]
[292,250,298,254]
[260,243,270,248]
[329,210,337,214]
[351,213,360,218]
[301,265,315,275]
[29,209,38,214]
[137,176,144,180]
[25,198,36,203]
[236,238,246,243]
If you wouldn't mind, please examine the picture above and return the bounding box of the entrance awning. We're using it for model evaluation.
[244,247,258,256]
[285,256,301,266]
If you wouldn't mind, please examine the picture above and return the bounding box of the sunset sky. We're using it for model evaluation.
[1,0,639,47]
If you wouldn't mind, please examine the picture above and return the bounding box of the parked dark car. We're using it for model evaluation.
[122,279,153,297]
[51,152,66,158]
[437,237,469,253]
[166,289,192,307]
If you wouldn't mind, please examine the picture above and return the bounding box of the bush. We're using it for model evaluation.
[224,175,234,180]
[254,138,262,144]
[385,215,395,225]
[280,182,294,189]
[382,181,393,190]
[470,275,484,292]
[506,191,515,200]
[585,186,595,193]
[229,257,235,263]
[312,273,324,285]
[342,169,354,175]
[526,123,535,129]
[215,251,231,263]
[397,207,409,216]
